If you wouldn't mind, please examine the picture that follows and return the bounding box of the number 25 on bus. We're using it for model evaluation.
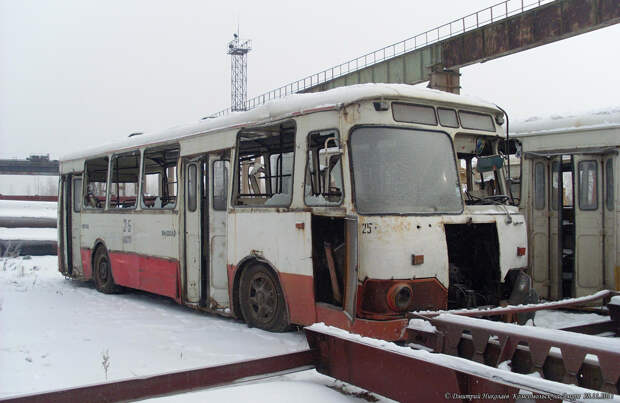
[58,84,529,341]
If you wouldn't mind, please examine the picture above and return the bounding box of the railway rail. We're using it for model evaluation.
[2,291,618,402]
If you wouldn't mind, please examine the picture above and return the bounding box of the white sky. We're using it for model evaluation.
[2,0,620,159]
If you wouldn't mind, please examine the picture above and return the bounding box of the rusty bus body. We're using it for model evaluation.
[513,108,619,300]
[57,84,528,340]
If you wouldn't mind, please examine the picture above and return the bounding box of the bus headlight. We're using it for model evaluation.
[386,283,414,312]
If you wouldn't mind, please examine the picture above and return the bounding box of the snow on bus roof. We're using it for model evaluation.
[61,83,499,162]
[511,106,620,137]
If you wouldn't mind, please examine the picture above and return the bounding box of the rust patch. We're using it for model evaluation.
[483,20,510,57]
[600,0,620,23]
[561,0,597,34]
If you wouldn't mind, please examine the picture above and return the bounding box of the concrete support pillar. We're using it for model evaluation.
[427,67,461,94]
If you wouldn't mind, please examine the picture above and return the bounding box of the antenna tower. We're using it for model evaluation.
[227,30,252,111]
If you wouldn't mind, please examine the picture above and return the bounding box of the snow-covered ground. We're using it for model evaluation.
[0,200,57,219]
[1,255,615,401]
[0,255,390,402]
[0,227,57,241]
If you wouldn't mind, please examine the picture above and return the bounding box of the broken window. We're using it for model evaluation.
[234,121,296,207]
[84,157,108,209]
[142,146,179,209]
[305,130,343,206]
[110,151,140,209]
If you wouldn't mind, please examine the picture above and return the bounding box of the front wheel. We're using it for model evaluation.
[93,246,121,294]
[239,263,289,332]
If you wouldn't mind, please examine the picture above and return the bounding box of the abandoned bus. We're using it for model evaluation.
[58,84,529,340]
[512,108,619,300]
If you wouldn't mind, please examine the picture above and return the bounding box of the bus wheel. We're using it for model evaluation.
[93,247,121,294]
[239,263,289,332]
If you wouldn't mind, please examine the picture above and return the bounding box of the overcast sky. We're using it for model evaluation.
[2,0,620,159]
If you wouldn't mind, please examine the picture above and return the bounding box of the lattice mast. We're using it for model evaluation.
[227,30,252,111]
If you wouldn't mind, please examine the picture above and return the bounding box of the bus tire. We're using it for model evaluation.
[239,263,289,332]
[93,246,121,294]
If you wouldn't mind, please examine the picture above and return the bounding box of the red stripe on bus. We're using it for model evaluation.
[81,248,92,279]
[278,272,316,325]
[108,252,179,300]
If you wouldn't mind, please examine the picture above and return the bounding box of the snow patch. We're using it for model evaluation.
[407,318,437,333]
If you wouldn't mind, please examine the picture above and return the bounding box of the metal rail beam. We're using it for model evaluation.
[0,159,59,176]
[406,310,620,393]
[0,350,317,403]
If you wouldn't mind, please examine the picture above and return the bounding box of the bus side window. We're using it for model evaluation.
[84,156,109,209]
[534,162,545,210]
[73,177,82,213]
[142,146,179,209]
[110,151,140,209]
[578,160,598,210]
[213,160,229,211]
[606,158,614,211]
[234,120,296,207]
[305,130,343,206]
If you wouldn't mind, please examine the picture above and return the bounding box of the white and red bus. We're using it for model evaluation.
[58,84,529,340]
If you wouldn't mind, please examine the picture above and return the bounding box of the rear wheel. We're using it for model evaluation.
[93,246,121,294]
[239,263,289,332]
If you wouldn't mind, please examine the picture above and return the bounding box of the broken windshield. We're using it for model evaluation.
[350,127,462,215]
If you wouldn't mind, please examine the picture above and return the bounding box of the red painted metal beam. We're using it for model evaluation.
[0,195,58,201]
[410,290,618,319]
[305,327,521,403]
[0,350,317,403]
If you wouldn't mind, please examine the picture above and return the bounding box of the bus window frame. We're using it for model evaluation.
[141,144,180,211]
[109,150,141,211]
[304,128,344,208]
[232,120,297,209]
[83,156,110,211]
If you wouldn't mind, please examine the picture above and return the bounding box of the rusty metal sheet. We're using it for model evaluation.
[1,350,317,403]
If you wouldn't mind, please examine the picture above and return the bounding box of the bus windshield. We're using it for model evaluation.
[350,127,462,215]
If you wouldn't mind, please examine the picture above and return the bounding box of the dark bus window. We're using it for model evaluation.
[551,161,560,211]
[534,162,545,210]
[578,160,598,210]
[188,164,197,212]
[213,160,229,211]
[73,177,82,213]
[606,158,614,211]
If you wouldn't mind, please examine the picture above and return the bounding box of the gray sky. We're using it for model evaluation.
[2,0,620,159]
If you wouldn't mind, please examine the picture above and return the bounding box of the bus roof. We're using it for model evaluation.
[511,106,620,138]
[61,83,500,162]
